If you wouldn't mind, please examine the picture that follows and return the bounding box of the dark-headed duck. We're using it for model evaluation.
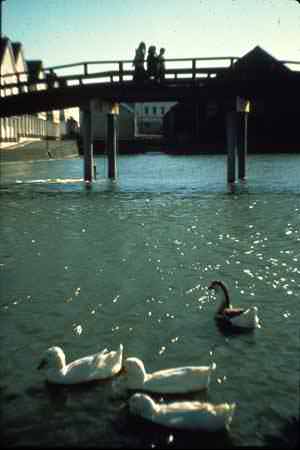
[208,280,260,330]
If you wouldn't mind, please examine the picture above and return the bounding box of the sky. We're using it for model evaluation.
[2,0,300,121]
[3,0,300,66]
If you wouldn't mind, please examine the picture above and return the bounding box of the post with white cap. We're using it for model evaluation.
[82,103,93,183]
[226,109,237,184]
[106,102,119,179]
[236,97,250,180]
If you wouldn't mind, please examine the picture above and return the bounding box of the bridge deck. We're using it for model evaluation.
[1,57,300,117]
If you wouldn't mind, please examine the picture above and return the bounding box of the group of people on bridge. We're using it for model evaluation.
[133,42,166,83]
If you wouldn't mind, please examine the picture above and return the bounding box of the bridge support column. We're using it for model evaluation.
[236,97,250,180]
[106,112,118,179]
[226,97,250,185]
[226,111,237,184]
[194,102,200,140]
[82,105,94,183]
[237,112,248,180]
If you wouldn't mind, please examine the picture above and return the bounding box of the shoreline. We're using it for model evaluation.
[0,139,79,163]
[91,139,300,155]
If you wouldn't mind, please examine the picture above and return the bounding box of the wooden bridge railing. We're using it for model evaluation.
[1,57,300,97]
[0,57,238,96]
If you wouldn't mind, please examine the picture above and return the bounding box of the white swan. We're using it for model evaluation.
[129,393,236,432]
[38,344,123,384]
[208,280,260,329]
[123,356,216,393]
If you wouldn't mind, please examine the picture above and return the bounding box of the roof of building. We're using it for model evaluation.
[26,60,44,82]
[26,60,43,75]
[223,45,290,81]
[235,45,289,72]
[1,37,28,74]
[12,41,28,73]
[0,37,16,70]
[0,37,6,64]
[12,42,22,59]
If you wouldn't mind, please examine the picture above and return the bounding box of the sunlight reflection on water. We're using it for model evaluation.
[0,154,299,448]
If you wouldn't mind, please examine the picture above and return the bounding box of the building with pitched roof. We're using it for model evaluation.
[224,45,290,80]
[0,36,66,147]
[12,42,26,75]
[0,37,18,95]
[163,45,299,153]
[135,102,176,134]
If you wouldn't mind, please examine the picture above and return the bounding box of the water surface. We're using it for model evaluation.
[1,152,299,448]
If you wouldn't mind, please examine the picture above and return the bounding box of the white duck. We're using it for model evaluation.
[129,393,236,432]
[208,280,260,330]
[123,356,216,394]
[38,344,123,384]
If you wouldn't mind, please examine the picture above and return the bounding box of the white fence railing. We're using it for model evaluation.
[0,115,61,143]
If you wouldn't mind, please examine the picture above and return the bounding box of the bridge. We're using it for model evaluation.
[0,56,241,116]
[1,54,300,184]
[1,55,300,115]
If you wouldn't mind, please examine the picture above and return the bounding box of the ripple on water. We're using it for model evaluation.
[0,168,299,447]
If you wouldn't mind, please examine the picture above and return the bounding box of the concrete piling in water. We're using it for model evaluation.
[226,97,250,185]
[226,111,237,184]
[106,111,118,179]
[81,106,94,183]
[89,99,119,180]
[236,97,250,180]
[237,112,248,180]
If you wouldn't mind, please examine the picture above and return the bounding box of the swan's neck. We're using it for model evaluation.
[215,284,230,314]
[56,353,66,370]
[47,348,66,370]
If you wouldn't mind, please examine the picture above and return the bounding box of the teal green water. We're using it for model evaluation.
[0,153,299,448]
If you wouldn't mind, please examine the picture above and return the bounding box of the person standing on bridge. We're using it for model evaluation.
[133,41,146,82]
[147,45,158,79]
[156,48,166,82]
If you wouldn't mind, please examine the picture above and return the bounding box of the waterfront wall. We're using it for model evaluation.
[0,114,62,143]
[0,139,79,162]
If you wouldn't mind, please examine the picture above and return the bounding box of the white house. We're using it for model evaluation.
[79,101,177,148]
[135,102,176,134]
[0,37,18,96]
[12,42,28,92]
[80,101,135,141]
[0,36,66,146]
[0,37,18,142]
